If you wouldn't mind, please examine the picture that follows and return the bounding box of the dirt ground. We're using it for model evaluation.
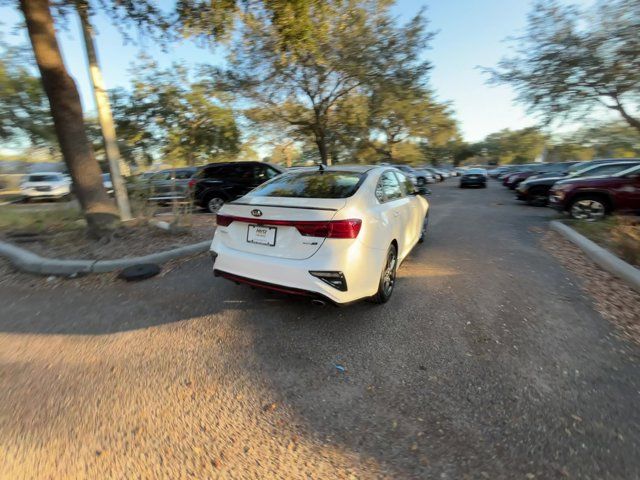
[1,214,216,261]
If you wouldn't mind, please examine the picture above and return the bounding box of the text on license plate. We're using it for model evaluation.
[247,224,277,246]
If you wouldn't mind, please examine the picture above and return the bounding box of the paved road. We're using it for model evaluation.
[1,180,639,478]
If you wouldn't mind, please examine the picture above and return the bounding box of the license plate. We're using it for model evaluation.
[247,224,277,246]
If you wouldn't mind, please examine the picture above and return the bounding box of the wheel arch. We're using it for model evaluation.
[568,190,614,212]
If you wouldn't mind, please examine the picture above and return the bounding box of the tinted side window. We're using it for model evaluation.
[376,171,402,202]
[151,171,171,181]
[232,165,255,181]
[394,172,413,196]
[201,166,229,179]
[254,164,280,182]
[265,166,281,180]
[582,164,634,177]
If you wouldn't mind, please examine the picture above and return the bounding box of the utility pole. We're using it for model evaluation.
[76,1,132,221]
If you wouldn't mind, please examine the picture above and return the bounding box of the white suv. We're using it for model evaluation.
[20,172,71,201]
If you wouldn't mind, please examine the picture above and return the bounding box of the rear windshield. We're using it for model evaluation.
[250,171,364,199]
[466,169,485,174]
[28,174,59,182]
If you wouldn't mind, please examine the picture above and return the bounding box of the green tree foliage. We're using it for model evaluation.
[368,87,459,163]
[110,60,240,167]
[229,0,434,165]
[549,122,640,161]
[476,127,548,165]
[488,0,640,133]
[0,41,55,149]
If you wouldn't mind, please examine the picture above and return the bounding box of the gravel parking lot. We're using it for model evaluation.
[1,180,638,479]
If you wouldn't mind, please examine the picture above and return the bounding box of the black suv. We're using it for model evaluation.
[192,161,284,213]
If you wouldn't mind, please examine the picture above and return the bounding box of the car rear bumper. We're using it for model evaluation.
[210,237,385,304]
[460,178,486,186]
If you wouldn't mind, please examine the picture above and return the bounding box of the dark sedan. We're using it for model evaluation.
[459,168,487,188]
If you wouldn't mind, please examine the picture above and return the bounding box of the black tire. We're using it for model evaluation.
[118,263,161,281]
[417,177,426,187]
[569,196,607,221]
[418,214,429,243]
[527,187,548,207]
[371,244,398,304]
[205,194,225,214]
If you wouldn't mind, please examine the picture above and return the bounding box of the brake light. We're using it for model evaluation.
[188,178,197,189]
[296,219,362,239]
[214,216,361,239]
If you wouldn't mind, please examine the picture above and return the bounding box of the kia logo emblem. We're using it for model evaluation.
[251,209,263,217]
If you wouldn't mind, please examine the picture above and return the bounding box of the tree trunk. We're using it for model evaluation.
[615,105,640,134]
[77,2,132,221]
[313,126,331,166]
[19,0,119,238]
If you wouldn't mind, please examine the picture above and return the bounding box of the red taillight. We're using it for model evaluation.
[216,214,233,226]
[214,215,361,239]
[319,219,362,239]
[188,178,197,189]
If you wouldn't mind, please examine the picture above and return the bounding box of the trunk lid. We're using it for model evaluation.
[217,197,346,260]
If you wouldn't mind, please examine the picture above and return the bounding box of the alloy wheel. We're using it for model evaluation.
[207,197,225,214]
[570,199,605,221]
[382,248,397,297]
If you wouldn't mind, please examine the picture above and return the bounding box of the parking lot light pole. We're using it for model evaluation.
[77,2,132,221]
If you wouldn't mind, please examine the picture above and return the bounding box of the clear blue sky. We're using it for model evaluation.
[1,0,593,143]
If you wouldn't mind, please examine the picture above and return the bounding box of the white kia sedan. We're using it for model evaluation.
[210,165,429,305]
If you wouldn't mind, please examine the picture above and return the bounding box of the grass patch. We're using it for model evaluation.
[567,216,640,267]
[0,207,84,234]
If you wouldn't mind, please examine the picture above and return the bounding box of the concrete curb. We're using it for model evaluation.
[550,220,640,293]
[0,239,211,276]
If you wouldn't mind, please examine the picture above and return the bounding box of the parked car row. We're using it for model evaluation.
[380,164,453,185]
[18,161,457,216]
[492,159,640,220]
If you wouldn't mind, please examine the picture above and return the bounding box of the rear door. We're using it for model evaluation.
[197,165,234,200]
[373,170,406,254]
[613,168,640,212]
[394,171,423,253]
[150,171,172,197]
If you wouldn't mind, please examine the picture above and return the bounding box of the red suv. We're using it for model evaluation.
[549,165,640,220]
